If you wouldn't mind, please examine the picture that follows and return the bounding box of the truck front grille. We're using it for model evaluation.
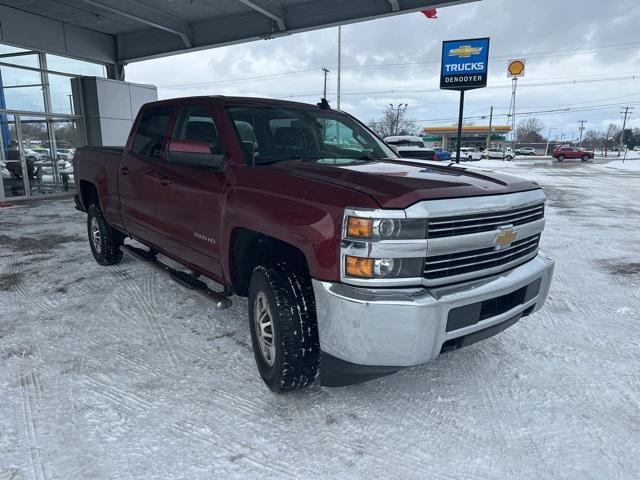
[424,234,540,281]
[427,203,544,238]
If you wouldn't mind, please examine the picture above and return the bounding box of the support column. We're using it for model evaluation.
[106,63,126,81]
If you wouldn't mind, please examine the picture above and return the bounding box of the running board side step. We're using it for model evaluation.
[120,245,232,310]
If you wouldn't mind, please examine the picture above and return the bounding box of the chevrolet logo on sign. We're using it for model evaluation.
[495,227,518,247]
[449,45,483,58]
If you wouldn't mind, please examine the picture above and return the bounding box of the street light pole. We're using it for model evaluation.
[390,103,408,136]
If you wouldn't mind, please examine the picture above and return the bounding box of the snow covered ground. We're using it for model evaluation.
[1,159,639,479]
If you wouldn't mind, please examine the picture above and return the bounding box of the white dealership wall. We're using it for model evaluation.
[72,77,157,147]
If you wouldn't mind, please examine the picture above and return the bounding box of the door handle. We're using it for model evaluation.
[120,166,129,175]
[160,176,171,186]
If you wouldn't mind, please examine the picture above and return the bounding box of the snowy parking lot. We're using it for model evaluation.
[1,157,639,479]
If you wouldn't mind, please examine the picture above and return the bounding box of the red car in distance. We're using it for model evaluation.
[552,146,594,162]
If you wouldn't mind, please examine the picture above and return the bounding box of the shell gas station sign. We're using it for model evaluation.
[508,59,526,77]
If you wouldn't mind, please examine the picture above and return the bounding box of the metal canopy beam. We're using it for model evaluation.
[81,0,193,48]
[236,0,287,31]
[0,0,478,66]
[118,0,475,62]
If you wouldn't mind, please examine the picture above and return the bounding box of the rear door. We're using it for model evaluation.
[119,105,176,244]
[153,103,228,279]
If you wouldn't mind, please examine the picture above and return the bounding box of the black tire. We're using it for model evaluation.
[582,155,590,162]
[248,263,320,392]
[558,155,565,161]
[505,155,513,161]
[87,204,124,266]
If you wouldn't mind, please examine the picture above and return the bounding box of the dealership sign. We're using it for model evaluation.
[440,38,490,91]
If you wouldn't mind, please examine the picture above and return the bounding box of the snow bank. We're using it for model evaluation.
[597,159,640,171]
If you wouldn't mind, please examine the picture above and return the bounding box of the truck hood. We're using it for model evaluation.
[269,158,539,209]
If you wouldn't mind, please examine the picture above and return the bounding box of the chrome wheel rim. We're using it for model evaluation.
[90,217,102,254]
[254,291,276,367]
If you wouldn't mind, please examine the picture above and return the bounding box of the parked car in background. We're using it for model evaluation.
[433,147,451,161]
[56,148,76,161]
[384,135,438,161]
[482,147,515,161]
[516,147,537,156]
[552,146,593,161]
[24,147,50,162]
[453,147,483,161]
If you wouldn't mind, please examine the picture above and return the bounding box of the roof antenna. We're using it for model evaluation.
[317,98,331,110]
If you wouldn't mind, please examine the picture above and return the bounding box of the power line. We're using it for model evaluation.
[155,40,640,90]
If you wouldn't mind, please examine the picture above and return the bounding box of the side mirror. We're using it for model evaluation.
[167,140,226,172]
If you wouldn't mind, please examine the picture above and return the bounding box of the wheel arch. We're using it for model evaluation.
[229,227,310,297]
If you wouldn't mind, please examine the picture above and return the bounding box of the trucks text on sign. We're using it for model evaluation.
[440,38,490,91]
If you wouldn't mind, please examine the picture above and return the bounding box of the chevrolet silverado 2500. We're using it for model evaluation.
[73,96,554,392]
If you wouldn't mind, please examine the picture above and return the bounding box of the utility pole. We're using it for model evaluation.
[337,26,342,110]
[321,68,330,100]
[486,106,494,150]
[619,106,633,157]
[389,103,408,136]
[577,120,587,147]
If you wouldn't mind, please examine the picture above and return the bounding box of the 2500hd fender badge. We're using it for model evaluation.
[194,232,216,245]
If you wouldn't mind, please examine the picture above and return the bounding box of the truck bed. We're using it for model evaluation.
[73,146,125,228]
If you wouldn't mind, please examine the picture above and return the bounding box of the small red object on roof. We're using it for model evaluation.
[421,8,438,19]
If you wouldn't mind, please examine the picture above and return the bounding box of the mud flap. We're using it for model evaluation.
[320,352,401,387]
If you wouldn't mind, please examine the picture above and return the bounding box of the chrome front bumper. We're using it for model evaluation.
[312,252,554,370]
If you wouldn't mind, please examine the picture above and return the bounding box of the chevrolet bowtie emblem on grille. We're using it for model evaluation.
[449,45,483,58]
[495,227,517,247]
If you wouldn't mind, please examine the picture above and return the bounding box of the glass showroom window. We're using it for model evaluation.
[0,44,104,199]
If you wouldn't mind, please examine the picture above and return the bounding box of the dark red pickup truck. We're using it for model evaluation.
[74,96,554,392]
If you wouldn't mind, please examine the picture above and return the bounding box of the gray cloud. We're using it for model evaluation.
[127,0,640,137]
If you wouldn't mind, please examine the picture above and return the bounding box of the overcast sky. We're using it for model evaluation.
[127,0,640,140]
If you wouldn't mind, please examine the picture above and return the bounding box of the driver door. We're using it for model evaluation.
[153,104,228,279]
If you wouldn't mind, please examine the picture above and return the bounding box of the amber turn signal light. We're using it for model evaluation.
[345,256,374,278]
[347,217,372,238]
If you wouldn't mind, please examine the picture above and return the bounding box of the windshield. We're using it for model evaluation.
[227,105,396,164]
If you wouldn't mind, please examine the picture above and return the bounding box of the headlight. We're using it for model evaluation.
[346,216,426,240]
[345,256,424,279]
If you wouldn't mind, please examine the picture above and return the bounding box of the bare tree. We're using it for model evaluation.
[603,123,621,156]
[368,106,417,138]
[516,117,545,143]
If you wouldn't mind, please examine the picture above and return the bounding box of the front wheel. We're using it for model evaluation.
[248,264,320,392]
[582,155,590,162]
[505,155,513,161]
[558,155,565,161]
[87,204,124,266]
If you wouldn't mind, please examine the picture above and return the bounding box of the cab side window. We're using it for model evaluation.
[131,106,173,158]
[174,107,223,154]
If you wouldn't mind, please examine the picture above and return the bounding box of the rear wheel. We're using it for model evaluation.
[558,155,565,161]
[248,263,319,392]
[582,155,590,162]
[505,155,513,161]
[87,204,124,266]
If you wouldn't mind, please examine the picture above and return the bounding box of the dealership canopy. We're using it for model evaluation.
[0,0,477,75]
